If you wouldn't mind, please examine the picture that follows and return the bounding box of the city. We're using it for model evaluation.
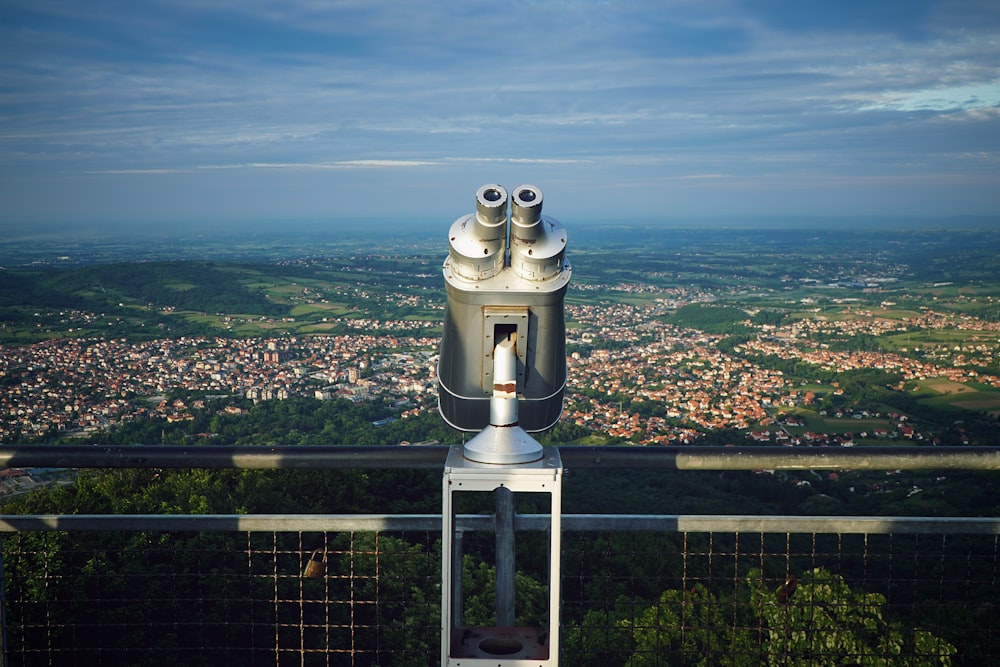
[3,274,998,450]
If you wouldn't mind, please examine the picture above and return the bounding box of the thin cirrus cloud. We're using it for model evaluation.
[0,0,998,225]
[85,157,591,175]
[860,82,1000,112]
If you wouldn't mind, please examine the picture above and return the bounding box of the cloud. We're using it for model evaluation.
[2,0,999,222]
[447,157,591,165]
[198,159,444,170]
[86,168,191,174]
[193,157,589,171]
[860,81,1000,112]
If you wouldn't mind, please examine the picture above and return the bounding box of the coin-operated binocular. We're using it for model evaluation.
[437,184,571,463]
[439,185,568,666]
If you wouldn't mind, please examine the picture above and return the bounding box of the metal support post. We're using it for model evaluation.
[495,486,516,627]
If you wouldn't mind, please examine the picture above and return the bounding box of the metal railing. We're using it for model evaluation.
[2,445,999,666]
[4,443,1000,470]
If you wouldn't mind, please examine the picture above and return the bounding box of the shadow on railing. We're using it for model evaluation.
[1,445,998,666]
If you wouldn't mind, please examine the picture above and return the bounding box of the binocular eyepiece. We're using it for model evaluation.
[447,184,568,284]
[438,184,571,433]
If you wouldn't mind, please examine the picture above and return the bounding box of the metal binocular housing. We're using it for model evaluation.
[437,184,571,433]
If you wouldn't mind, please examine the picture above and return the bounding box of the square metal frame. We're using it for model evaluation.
[441,444,562,666]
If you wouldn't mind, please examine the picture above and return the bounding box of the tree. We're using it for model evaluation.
[565,567,957,666]
[564,585,756,667]
[624,584,757,667]
[749,568,956,666]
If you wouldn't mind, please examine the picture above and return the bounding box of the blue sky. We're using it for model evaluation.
[2,0,999,229]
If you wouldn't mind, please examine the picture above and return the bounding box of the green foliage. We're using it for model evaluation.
[716,334,751,355]
[752,310,786,327]
[566,567,956,666]
[749,568,956,666]
[813,332,885,352]
[537,420,591,444]
[334,532,441,664]
[1,466,444,663]
[460,557,549,629]
[564,469,808,516]
[565,586,756,666]
[3,532,66,604]
[624,585,756,667]
[92,396,457,449]
[666,304,752,334]
[50,262,287,316]
[0,256,448,341]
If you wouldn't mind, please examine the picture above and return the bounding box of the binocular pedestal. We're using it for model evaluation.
[441,444,562,666]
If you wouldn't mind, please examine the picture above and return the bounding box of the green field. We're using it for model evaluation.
[911,379,1000,416]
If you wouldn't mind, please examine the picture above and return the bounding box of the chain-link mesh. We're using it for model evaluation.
[3,523,997,665]
[2,529,441,666]
[561,530,997,666]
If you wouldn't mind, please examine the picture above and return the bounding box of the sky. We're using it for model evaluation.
[1,0,999,230]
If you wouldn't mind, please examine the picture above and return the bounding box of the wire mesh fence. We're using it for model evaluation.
[561,529,998,666]
[2,518,997,666]
[1,528,441,666]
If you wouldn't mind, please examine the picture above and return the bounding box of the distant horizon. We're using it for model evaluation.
[6,212,1000,238]
[3,213,999,269]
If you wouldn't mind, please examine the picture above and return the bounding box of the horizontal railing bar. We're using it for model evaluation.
[561,514,1000,535]
[0,445,450,470]
[566,445,1000,471]
[2,513,998,535]
[0,514,444,533]
[3,444,1000,470]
